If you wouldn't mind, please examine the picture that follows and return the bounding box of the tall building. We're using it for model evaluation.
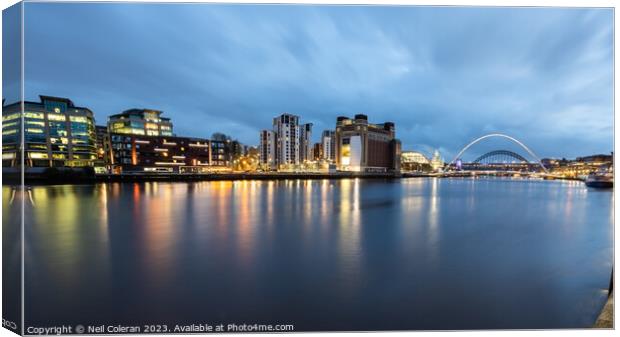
[321,130,336,162]
[259,113,315,170]
[107,108,173,136]
[210,139,231,167]
[259,130,276,170]
[300,123,313,162]
[95,125,113,168]
[335,114,401,173]
[2,95,97,168]
[272,113,300,168]
[312,143,323,161]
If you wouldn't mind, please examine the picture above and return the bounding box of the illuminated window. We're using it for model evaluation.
[69,116,88,123]
[48,114,66,121]
[24,112,45,119]
[26,121,45,127]
[2,113,20,121]
[28,152,48,159]
[2,122,18,128]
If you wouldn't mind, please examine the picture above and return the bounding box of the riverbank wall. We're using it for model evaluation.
[3,168,583,186]
[5,170,418,185]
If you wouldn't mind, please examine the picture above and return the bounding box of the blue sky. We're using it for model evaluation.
[6,3,614,160]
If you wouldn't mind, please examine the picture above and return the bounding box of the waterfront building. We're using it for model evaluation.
[2,95,97,168]
[230,140,246,158]
[108,133,230,173]
[576,153,613,164]
[312,142,323,161]
[546,153,614,179]
[107,108,174,137]
[300,123,313,163]
[334,114,401,172]
[430,150,444,172]
[401,151,432,172]
[259,113,315,170]
[272,113,301,168]
[95,125,113,163]
[259,130,276,170]
[210,139,230,167]
[321,130,336,162]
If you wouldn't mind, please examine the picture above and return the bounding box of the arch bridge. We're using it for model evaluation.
[447,133,548,173]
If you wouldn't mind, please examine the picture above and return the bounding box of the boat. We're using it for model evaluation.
[585,166,613,188]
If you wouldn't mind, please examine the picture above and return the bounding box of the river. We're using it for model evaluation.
[9,177,613,330]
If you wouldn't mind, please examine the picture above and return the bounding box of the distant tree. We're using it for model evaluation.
[211,133,231,141]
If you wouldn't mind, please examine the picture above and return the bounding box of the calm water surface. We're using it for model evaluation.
[12,178,613,330]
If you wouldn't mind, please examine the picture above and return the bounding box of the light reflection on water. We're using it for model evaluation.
[15,178,613,330]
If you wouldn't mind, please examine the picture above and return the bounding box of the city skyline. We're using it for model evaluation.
[3,4,613,159]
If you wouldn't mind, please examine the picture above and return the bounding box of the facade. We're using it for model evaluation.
[107,109,173,137]
[299,123,313,163]
[230,140,246,159]
[334,114,401,172]
[260,113,318,170]
[259,130,276,170]
[109,134,230,173]
[401,151,431,172]
[545,153,614,179]
[272,113,300,168]
[312,143,323,161]
[210,139,230,167]
[95,125,113,165]
[321,130,336,162]
[575,153,613,164]
[2,95,97,168]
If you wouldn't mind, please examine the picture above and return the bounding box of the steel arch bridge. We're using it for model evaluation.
[473,150,528,164]
[448,133,548,173]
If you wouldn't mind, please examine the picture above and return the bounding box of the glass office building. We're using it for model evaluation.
[2,96,97,168]
[107,109,174,137]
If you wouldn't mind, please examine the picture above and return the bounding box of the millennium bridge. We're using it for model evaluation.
[441,133,562,179]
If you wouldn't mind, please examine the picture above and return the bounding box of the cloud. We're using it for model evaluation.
[17,3,613,159]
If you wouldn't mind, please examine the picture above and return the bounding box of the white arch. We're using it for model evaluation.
[449,133,548,173]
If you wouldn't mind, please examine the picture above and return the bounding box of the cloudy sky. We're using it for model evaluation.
[6,3,614,160]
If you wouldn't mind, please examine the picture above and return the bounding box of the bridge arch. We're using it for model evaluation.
[449,133,548,173]
[473,150,528,164]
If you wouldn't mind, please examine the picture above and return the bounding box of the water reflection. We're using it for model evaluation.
[337,179,362,289]
[17,178,613,330]
[25,185,111,294]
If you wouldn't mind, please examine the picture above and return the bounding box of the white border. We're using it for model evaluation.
[0,1,616,337]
